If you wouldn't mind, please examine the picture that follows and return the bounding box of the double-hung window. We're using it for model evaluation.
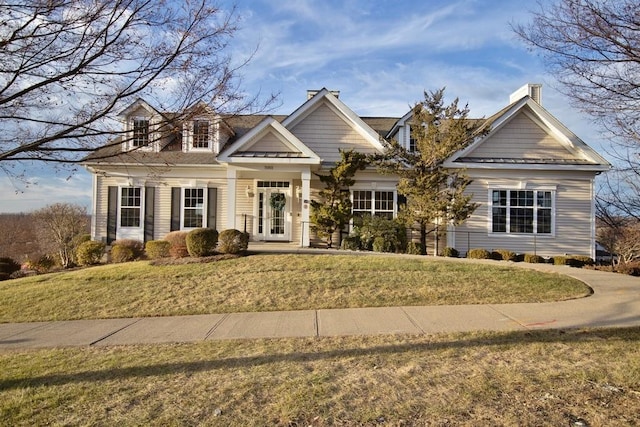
[120,187,141,227]
[183,188,205,228]
[192,119,210,149]
[491,189,553,234]
[132,119,149,147]
[353,190,395,219]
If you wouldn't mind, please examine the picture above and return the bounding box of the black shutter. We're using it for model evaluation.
[170,187,181,231]
[144,186,155,242]
[107,186,118,245]
[207,187,217,230]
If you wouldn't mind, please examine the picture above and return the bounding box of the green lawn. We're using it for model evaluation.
[0,253,589,322]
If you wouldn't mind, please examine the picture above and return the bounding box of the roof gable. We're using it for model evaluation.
[217,117,320,164]
[118,98,161,118]
[444,97,610,171]
[283,88,385,153]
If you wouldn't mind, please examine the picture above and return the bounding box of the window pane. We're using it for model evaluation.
[193,120,210,148]
[537,191,552,208]
[538,208,552,233]
[120,187,141,227]
[375,191,394,212]
[510,207,533,233]
[511,190,533,207]
[183,188,204,228]
[492,190,507,206]
[132,119,149,147]
[492,207,506,232]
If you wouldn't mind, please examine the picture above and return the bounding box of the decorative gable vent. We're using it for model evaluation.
[307,89,340,100]
[509,83,542,105]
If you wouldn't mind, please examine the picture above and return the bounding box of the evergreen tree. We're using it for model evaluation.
[310,149,368,248]
[376,88,487,254]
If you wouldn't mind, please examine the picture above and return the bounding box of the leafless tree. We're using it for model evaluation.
[33,203,90,268]
[0,0,275,176]
[514,0,640,218]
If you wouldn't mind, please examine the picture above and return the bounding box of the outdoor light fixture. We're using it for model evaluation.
[296,185,302,199]
[245,185,254,198]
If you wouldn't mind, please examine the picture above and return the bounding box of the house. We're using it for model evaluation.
[82,84,610,258]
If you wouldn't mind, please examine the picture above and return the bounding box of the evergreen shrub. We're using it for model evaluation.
[217,229,249,254]
[76,241,105,266]
[186,228,219,257]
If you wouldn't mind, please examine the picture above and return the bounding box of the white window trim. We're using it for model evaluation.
[127,116,155,151]
[351,189,397,218]
[488,188,556,236]
[181,187,207,230]
[184,117,216,153]
[117,186,144,229]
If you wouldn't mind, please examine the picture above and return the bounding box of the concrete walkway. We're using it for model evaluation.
[1,252,639,350]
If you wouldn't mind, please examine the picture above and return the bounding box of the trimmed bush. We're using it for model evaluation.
[493,249,516,261]
[0,272,9,281]
[112,239,144,260]
[186,228,219,257]
[406,242,422,255]
[351,215,407,253]
[467,248,491,259]
[0,257,20,275]
[145,240,171,259]
[217,229,249,254]
[76,241,105,266]
[569,255,594,267]
[340,235,360,251]
[110,245,135,263]
[164,231,189,258]
[441,247,459,258]
[524,253,545,263]
[554,256,568,266]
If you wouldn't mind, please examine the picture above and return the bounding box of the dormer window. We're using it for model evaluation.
[132,118,150,147]
[193,119,210,149]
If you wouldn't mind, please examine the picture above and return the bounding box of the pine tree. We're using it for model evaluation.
[310,149,368,248]
[377,88,487,254]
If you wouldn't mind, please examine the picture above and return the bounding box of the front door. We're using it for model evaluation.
[256,181,291,241]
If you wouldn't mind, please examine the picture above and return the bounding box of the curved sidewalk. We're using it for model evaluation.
[1,258,639,350]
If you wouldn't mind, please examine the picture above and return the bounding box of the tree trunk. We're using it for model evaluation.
[420,222,427,255]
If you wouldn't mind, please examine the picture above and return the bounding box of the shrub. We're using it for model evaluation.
[372,236,387,252]
[112,239,144,260]
[340,235,360,251]
[76,241,105,266]
[0,257,20,275]
[524,253,545,263]
[217,229,249,254]
[569,255,594,267]
[441,247,459,258]
[110,244,135,263]
[145,240,171,259]
[164,231,189,258]
[26,254,56,273]
[616,261,640,276]
[0,272,9,281]
[186,228,219,257]
[493,249,516,261]
[406,241,422,255]
[467,248,491,259]
[554,256,568,266]
[352,215,407,253]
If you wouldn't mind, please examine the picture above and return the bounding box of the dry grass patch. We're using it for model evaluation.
[1,328,639,425]
[0,254,590,322]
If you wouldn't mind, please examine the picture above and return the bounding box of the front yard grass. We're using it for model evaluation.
[0,254,589,323]
[1,328,639,425]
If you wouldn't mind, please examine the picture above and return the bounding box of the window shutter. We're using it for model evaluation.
[207,187,217,229]
[144,186,155,242]
[170,187,181,231]
[107,186,118,244]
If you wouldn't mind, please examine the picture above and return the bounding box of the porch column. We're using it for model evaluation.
[301,168,311,247]
[227,167,237,230]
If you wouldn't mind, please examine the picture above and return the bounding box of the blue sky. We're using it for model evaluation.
[0,0,608,213]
